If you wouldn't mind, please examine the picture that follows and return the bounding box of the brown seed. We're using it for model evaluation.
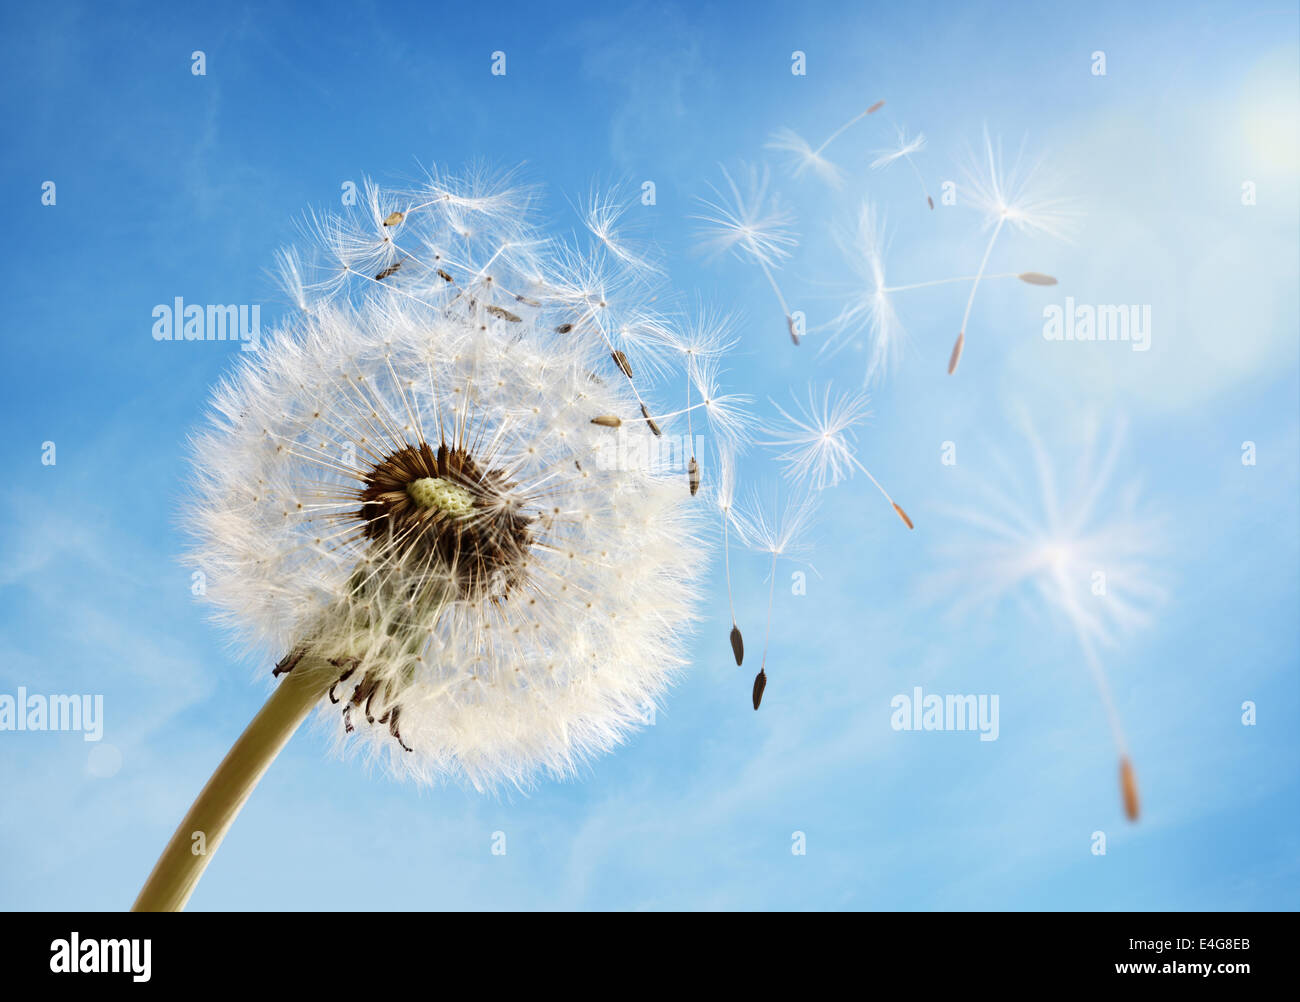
[611,350,633,379]
[867,100,885,114]
[1120,756,1140,821]
[555,323,573,334]
[436,268,454,283]
[640,404,662,437]
[1017,272,1058,286]
[893,502,914,530]
[515,294,542,307]
[927,195,935,210]
[752,669,767,710]
[947,332,964,374]
[375,260,402,282]
[688,456,700,496]
[786,315,801,346]
[590,415,622,428]
[382,211,405,226]
[729,625,744,666]
[486,305,522,322]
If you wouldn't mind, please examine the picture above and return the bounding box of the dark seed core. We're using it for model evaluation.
[357,441,534,601]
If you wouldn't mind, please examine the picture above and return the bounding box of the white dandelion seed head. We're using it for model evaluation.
[963,128,1077,241]
[692,163,799,269]
[763,384,873,492]
[188,167,711,792]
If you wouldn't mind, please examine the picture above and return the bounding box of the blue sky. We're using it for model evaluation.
[1,0,1297,910]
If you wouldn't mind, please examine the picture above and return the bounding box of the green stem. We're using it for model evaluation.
[131,659,331,912]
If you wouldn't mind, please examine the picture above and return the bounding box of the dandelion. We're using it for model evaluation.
[870,126,933,209]
[821,203,1059,385]
[735,488,819,708]
[764,384,913,530]
[692,164,802,345]
[766,99,887,187]
[949,129,1076,374]
[132,168,712,911]
[931,411,1163,819]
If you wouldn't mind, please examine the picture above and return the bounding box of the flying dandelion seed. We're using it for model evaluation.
[657,310,749,495]
[763,384,913,531]
[692,164,802,345]
[714,448,746,666]
[132,169,717,912]
[948,129,1076,374]
[930,411,1163,820]
[766,99,887,188]
[819,203,1060,385]
[735,488,819,708]
[580,184,661,275]
[870,126,934,209]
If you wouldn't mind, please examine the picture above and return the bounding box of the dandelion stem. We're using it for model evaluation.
[131,660,332,912]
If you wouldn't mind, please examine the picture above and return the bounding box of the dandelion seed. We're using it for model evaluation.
[611,350,633,379]
[1120,757,1140,821]
[375,260,402,281]
[951,129,1076,374]
[767,100,887,188]
[133,166,714,912]
[715,449,746,667]
[729,624,744,667]
[382,211,405,226]
[692,165,800,346]
[581,185,660,274]
[736,488,818,708]
[931,411,1163,820]
[820,203,1060,384]
[485,304,522,322]
[870,126,933,209]
[764,384,913,530]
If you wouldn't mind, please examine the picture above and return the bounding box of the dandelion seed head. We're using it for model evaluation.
[189,167,710,791]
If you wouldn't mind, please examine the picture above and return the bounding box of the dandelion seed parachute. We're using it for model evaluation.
[135,167,718,910]
[931,413,1161,820]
